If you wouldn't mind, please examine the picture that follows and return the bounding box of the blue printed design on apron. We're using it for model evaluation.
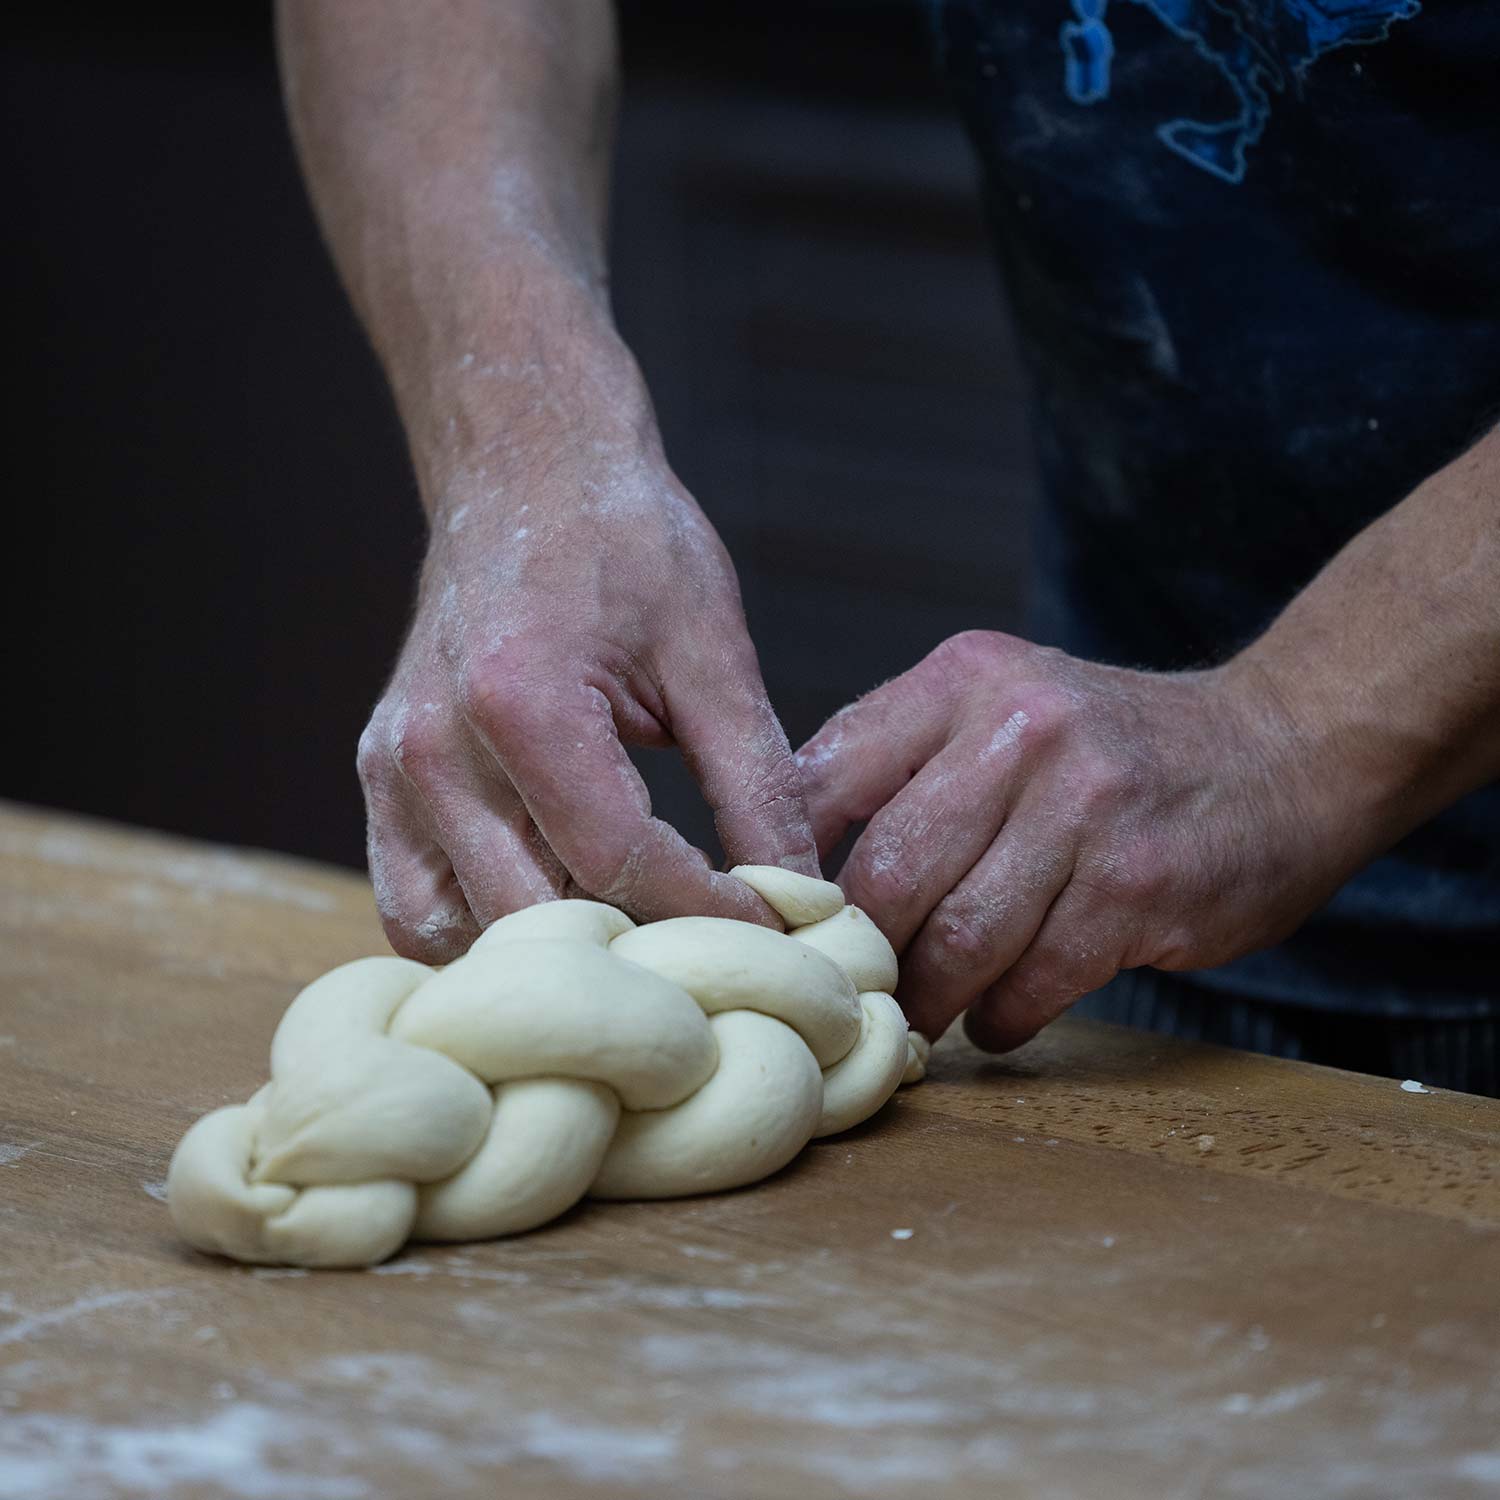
[1060,0,1422,180]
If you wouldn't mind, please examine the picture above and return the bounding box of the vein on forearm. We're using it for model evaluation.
[1234,423,1500,844]
[275,0,624,464]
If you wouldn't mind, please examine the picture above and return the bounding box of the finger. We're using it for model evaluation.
[963,888,1130,1054]
[401,733,568,928]
[384,698,567,924]
[666,647,818,876]
[794,663,956,860]
[464,653,775,925]
[895,802,1074,1041]
[837,727,1023,952]
[359,749,479,961]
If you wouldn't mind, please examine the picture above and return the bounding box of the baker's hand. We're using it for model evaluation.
[796,631,1358,1052]
[358,429,814,962]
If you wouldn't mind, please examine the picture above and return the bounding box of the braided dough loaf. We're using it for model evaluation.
[167,867,927,1267]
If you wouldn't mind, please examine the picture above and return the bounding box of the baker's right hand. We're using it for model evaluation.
[357,360,815,961]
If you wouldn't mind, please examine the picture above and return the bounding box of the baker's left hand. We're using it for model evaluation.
[795,631,1362,1053]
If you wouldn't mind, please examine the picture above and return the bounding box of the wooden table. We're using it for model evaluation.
[2,802,1497,1499]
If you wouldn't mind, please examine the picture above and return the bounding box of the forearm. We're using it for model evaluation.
[275,0,644,504]
[1228,425,1500,860]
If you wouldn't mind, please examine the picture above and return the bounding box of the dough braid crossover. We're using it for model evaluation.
[167,866,930,1267]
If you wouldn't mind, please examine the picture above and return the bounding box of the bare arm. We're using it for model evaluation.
[1227,426,1500,854]
[798,426,1500,1048]
[278,0,626,484]
[278,1,816,957]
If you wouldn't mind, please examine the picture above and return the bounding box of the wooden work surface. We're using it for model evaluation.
[2,801,1497,1498]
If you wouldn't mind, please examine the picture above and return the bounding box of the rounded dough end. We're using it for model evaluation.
[168,1104,295,1261]
[167,1104,417,1268]
[262,1181,418,1269]
[902,1031,932,1085]
[728,865,846,927]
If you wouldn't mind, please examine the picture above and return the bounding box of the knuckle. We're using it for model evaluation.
[795,708,856,790]
[927,629,1006,683]
[926,634,1086,747]
[569,838,643,907]
[355,721,388,786]
[357,718,420,812]
[1012,678,1075,744]
[727,749,804,818]
[389,718,447,785]
[1070,746,1136,814]
[925,904,994,972]
[459,641,552,735]
[843,852,912,918]
[1086,835,1171,907]
[459,663,520,731]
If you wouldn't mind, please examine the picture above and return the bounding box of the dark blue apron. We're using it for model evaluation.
[931,0,1500,1015]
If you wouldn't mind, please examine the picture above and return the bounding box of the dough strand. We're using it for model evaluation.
[168,868,926,1267]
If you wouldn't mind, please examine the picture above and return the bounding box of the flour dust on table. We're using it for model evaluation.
[167,867,928,1267]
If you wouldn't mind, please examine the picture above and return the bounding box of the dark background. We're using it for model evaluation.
[7,2,1038,870]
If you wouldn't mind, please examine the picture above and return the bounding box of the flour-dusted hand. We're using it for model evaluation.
[279,0,816,957]
[357,417,815,958]
[796,631,1366,1053]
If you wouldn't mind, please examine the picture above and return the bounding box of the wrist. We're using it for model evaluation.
[379,242,655,508]
[1210,647,1410,872]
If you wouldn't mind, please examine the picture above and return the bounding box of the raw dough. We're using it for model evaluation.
[167,866,925,1267]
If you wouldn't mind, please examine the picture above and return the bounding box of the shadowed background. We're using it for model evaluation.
[7,1,1038,868]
